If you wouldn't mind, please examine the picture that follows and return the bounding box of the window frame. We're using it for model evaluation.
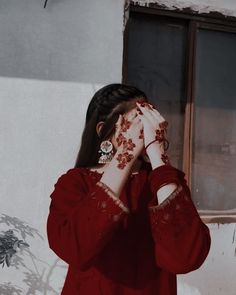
[122,4,236,223]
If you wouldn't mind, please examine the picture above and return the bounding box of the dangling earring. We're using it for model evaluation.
[98,139,114,164]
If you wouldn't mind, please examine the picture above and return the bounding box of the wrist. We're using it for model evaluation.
[101,153,135,197]
[145,141,163,157]
[145,142,167,169]
[150,159,166,170]
[145,139,158,153]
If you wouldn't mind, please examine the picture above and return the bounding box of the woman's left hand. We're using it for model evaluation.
[136,101,168,154]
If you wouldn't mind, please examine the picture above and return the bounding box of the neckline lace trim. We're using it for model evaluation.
[78,159,151,179]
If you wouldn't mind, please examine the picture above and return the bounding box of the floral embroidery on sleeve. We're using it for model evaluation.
[95,181,130,214]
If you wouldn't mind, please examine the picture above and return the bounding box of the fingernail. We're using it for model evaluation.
[136,101,144,106]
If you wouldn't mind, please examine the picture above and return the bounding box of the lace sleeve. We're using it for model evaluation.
[47,169,129,271]
[148,184,199,241]
[147,180,211,274]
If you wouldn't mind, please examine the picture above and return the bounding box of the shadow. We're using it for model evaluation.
[0,214,44,240]
[0,282,23,295]
[0,213,66,294]
[0,229,29,267]
[23,269,58,295]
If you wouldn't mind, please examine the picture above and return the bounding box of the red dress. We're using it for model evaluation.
[46,161,211,295]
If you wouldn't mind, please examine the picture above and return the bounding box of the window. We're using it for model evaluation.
[123,4,236,222]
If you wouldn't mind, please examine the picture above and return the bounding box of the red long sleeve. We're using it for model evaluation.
[147,164,211,274]
[46,164,211,295]
[47,168,129,271]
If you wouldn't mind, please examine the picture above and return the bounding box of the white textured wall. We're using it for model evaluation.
[0,0,124,293]
[0,0,236,294]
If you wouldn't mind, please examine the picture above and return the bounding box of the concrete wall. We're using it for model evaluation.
[0,0,235,294]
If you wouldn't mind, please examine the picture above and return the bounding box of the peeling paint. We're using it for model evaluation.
[125,0,236,17]
[123,0,130,31]
[123,0,236,36]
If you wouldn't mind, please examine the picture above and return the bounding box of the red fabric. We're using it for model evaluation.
[46,161,211,295]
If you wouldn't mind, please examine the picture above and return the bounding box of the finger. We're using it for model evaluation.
[147,107,167,129]
[145,102,162,116]
[128,119,144,141]
[124,116,142,138]
[114,114,123,135]
[136,101,162,116]
[144,104,167,124]
[125,108,138,121]
[136,100,156,110]
[136,112,149,128]
[132,114,142,124]
[136,102,158,126]
[117,113,141,138]
[123,108,142,126]
[137,102,167,128]
[149,109,166,126]
[159,120,169,131]
[136,101,153,113]
[150,108,166,123]
[115,114,123,127]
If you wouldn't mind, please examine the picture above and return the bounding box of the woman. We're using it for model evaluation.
[46,83,211,295]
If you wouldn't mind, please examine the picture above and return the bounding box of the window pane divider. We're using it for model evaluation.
[183,21,197,190]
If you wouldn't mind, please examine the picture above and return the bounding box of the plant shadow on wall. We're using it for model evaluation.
[0,214,67,295]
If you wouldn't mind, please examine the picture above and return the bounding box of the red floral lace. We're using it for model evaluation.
[149,184,199,241]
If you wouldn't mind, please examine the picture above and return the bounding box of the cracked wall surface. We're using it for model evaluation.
[126,0,236,16]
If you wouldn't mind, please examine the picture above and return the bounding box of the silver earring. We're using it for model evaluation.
[98,140,114,164]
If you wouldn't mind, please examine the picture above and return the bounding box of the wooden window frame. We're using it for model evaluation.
[122,3,236,223]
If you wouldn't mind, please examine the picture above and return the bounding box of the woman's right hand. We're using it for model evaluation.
[112,109,144,169]
[98,108,144,197]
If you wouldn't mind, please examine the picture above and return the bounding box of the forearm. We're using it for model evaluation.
[99,151,137,198]
[146,142,177,204]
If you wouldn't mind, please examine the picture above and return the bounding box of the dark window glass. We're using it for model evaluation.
[126,13,188,169]
[192,28,236,211]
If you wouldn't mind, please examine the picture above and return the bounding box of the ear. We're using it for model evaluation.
[96,121,105,137]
